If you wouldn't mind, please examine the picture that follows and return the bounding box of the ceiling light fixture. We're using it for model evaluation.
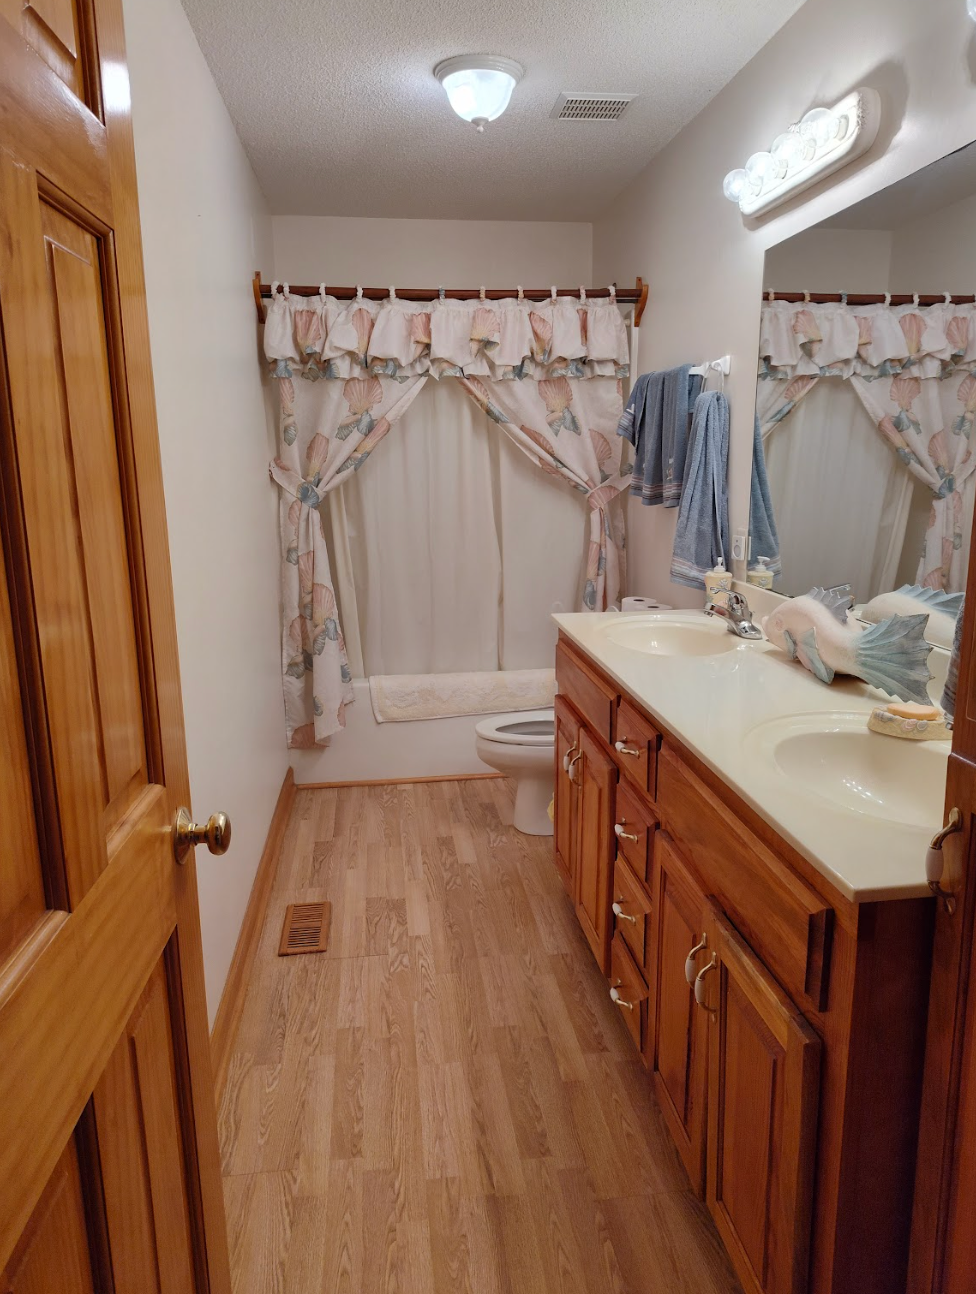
[434,55,523,133]
[722,88,881,217]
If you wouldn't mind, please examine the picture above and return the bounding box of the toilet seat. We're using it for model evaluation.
[474,708,555,747]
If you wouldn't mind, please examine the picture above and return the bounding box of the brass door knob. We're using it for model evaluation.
[173,807,232,864]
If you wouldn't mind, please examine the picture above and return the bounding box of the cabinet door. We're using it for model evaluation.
[554,694,581,896]
[646,833,709,1195]
[575,727,616,974]
[700,902,821,1294]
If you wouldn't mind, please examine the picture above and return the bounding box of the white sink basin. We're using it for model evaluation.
[744,711,949,829]
[602,614,743,658]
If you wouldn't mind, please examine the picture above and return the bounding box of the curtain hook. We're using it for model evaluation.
[884,291,891,307]
[517,284,524,301]
[945,292,953,306]
[579,285,587,304]
[551,285,557,302]
[913,291,920,307]
[840,292,847,305]
[803,289,811,303]
[389,285,396,301]
[271,279,280,298]
[319,282,326,300]
[767,289,775,303]
[355,284,363,301]
[608,284,616,301]
[479,285,486,302]
[438,286,445,300]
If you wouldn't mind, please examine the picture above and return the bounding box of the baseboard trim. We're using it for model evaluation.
[210,767,296,1102]
[295,771,505,789]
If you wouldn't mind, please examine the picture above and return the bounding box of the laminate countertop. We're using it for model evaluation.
[554,609,951,903]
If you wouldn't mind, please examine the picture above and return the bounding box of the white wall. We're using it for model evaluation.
[763,227,893,293]
[593,0,976,605]
[888,190,976,291]
[271,215,592,286]
[124,0,289,1024]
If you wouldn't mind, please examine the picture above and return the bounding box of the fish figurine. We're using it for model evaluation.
[761,587,933,705]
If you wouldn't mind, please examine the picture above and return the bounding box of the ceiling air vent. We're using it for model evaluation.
[551,92,636,122]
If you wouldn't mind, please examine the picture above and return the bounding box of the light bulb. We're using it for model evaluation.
[722,169,749,203]
[771,130,807,168]
[745,150,783,188]
[800,107,840,149]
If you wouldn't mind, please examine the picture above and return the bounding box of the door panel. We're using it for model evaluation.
[0,1,230,1289]
[703,902,821,1294]
[0,1138,97,1294]
[647,832,708,1194]
[575,726,615,973]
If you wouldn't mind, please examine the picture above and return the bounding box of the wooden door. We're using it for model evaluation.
[575,726,616,973]
[0,4,231,1293]
[700,902,820,1294]
[554,693,581,897]
[646,833,709,1195]
[910,560,976,1293]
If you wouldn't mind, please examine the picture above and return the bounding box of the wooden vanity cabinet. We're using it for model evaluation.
[554,632,934,1294]
[574,727,617,974]
[702,900,821,1294]
[647,832,709,1195]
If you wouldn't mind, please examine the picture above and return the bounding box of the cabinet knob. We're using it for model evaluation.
[684,935,708,985]
[614,740,640,758]
[612,900,637,925]
[609,984,635,1011]
[614,822,639,843]
[926,807,963,914]
[694,954,718,1016]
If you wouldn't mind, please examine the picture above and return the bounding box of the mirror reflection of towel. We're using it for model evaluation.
[617,365,702,507]
[670,391,730,589]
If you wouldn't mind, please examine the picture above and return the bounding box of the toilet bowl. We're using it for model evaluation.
[475,708,555,836]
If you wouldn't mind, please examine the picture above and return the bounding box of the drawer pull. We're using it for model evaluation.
[615,740,641,758]
[562,740,579,772]
[566,751,583,782]
[684,935,708,985]
[614,822,639,843]
[694,954,718,1016]
[609,984,635,1011]
[926,807,963,914]
[612,900,637,925]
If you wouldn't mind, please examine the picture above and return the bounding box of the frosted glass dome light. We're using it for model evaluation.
[434,56,524,133]
[771,130,808,169]
[745,150,783,187]
[800,106,842,149]
[722,168,749,202]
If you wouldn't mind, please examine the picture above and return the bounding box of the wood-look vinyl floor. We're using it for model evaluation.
[219,777,742,1294]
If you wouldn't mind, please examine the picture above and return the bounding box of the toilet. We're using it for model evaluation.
[475,708,555,835]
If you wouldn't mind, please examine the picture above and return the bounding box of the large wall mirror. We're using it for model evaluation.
[751,140,976,605]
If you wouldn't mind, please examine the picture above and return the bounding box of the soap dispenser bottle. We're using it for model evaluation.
[704,557,731,608]
[747,556,774,590]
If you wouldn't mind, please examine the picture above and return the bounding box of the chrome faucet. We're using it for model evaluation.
[705,589,763,639]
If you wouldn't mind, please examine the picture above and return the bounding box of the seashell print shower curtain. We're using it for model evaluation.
[263,286,633,748]
[757,298,976,596]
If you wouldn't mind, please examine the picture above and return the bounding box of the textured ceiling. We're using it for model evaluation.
[180,0,806,221]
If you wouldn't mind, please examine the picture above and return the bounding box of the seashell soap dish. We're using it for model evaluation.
[867,701,951,742]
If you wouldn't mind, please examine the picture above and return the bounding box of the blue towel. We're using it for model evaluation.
[670,391,730,589]
[616,365,702,507]
[942,597,965,718]
[748,414,781,576]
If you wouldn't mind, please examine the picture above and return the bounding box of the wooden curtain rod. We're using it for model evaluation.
[767,291,976,306]
[251,271,649,327]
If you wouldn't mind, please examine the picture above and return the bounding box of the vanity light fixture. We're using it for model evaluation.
[722,88,881,217]
[434,55,524,133]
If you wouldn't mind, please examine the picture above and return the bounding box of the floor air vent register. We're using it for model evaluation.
[278,901,332,956]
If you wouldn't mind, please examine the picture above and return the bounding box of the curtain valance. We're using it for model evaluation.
[264,288,631,382]
[760,300,976,379]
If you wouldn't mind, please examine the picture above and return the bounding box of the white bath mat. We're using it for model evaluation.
[368,669,556,724]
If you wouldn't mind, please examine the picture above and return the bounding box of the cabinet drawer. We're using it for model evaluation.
[658,746,832,1011]
[613,697,661,797]
[609,933,649,1052]
[614,780,656,885]
[612,854,653,970]
[556,640,617,745]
